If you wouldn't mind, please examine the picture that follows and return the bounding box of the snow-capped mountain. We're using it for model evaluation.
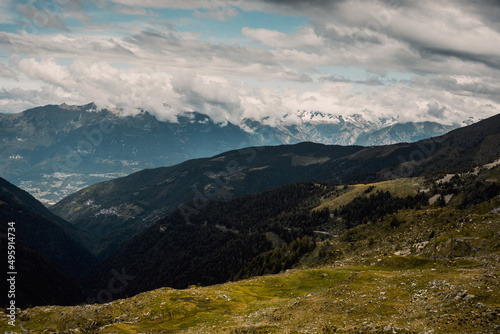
[296,110,397,126]
[0,103,461,203]
[243,110,455,146]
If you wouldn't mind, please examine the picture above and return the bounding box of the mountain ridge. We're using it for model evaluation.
[1,103,458,204]
[0,177,97,280]
[10,163,498,332]
[51,113,500,257]
[0,177,99,307]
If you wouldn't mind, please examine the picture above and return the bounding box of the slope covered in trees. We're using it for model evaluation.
[51,113,500,259]
[8,165,500,333]
[86,183,335,300]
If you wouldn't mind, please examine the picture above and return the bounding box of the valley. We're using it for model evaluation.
[0,104,458,204]
[2,1,500,332]
[0,111,498,333]
[49,113,500,258]
[2,173,499,333]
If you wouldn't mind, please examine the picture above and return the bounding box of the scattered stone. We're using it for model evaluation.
[464,294,475,301]
[430,280,447,287]
[444,292,455,300]
[383,324,395,332]
[126,317,140,324]
[490,207,500,214]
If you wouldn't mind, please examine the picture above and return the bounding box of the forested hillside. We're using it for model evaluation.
[51,113,500,259]
[6,164,499,333]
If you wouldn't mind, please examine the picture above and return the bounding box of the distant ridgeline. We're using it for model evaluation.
[0,112,498,308]
[51,113,500,259]
[0,103,458,204]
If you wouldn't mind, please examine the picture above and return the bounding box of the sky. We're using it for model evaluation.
[0,0,499,125]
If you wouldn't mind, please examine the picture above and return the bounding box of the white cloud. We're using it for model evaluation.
[2,55,498,125]
[193,6,239,21]
[0,86,67,113]
[243,26,323,49]
[0,0,16,24]
[15,57,74,89]
[110,4,158,16]
[0,63,18,80]
[0,0,499,126]
[106,0,228,10]
[16,4,69,31]
[0,30,310,82]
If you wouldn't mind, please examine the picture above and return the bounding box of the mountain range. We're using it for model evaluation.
[9,168,499,332]
[0,103,459,204]
[51,113,500,258]
[0,112,498,316]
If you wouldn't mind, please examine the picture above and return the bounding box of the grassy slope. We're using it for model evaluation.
[4,262,498,333]
[314,177,425,212]
[2,173,499,333]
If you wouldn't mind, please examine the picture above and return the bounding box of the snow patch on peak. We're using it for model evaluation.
[295,110,396,128]
[296,110,343,124]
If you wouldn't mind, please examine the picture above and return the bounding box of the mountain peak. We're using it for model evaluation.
[296,110,343,124]
[177,111,214,125]
[57,102,97,112]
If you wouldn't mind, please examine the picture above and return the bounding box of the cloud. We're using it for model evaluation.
[104,0,343,17]
[242,0,500,76]
[170,71,245,123]
[0,0,499,126]
[16,4,69,31]
[455,0,500,31]
[329,1,500,73]
[0,63,18,80]
[110,4,158,16]
[426,102,449,119]
[15,57,74,88]
[0,86,67,113]
[320,75,383,86]
[242,27,323,49]
[0,0,16,25]
[4,55,497,126]
[106,0,228,10]
[0,28,311,82]
[4,57,246,123]
[193,6,240,21]
[58,0,90,23]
